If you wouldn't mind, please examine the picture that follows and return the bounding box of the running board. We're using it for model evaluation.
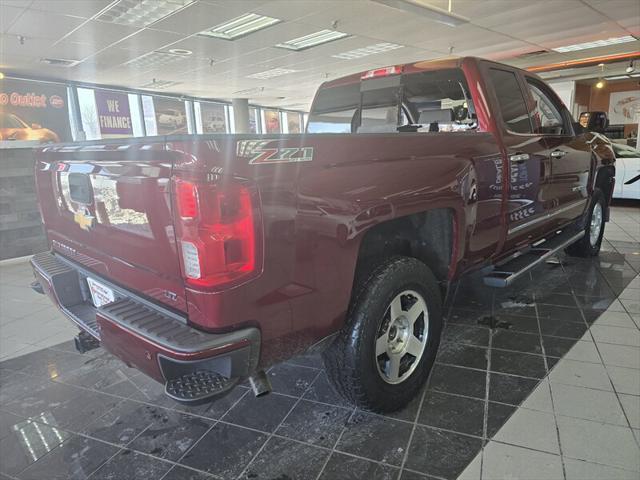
[483,230,584,288]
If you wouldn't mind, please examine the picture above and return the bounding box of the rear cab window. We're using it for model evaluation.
[307,68,477,134]
[487,68,532,134]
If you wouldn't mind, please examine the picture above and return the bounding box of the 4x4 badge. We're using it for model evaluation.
[74,208,95,231]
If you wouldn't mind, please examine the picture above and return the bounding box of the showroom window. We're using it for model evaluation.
[488,68,532,134]
[526,80,567,135]
[77,88,101,140]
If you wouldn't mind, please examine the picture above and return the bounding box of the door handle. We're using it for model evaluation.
[509,153,529,163]
[550,149,567,158]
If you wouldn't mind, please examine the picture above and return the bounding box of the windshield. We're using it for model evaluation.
[307,68,476,134]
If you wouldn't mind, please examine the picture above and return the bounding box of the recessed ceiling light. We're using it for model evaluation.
[168,48,192,55]
[551,35,636,53]
[275,29,349,51]
[371,0,469,27]
[247,68,297,79]
[124,51,189,69]
[97,0,194,27]
[332,42,404,60]
[198,13,281,40]
[138,79,182,90]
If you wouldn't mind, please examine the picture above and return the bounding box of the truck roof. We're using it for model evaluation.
[321,56,469,88]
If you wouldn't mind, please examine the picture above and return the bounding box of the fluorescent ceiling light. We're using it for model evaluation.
[233,86,266,96]
[371,0,469,27]
[124,51,190,69]
[40,57,81,67]
[138,79,182,90]
[552,35,636,53]
[630,73,640,78]
[332,42,404,60]
[275,29,349,51]
[198,13,281,40]
[247,68,297,80]
[97,0,194,27]
[604,75,631,80]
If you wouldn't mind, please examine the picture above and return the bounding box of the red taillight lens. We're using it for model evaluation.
[172,177,262,290]
[361,65,402,80]
[175,179,198,219]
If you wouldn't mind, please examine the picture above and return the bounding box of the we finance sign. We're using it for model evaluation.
[95,90,132,136]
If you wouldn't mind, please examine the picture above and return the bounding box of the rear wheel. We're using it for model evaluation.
[323,256,442,413]
[566,188,606,257]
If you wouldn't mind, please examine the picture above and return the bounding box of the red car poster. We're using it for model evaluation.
[0,77,72,144]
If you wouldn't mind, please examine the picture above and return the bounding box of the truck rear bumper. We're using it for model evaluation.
[30,251,260,403]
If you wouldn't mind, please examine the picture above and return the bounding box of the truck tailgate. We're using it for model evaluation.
[35,141,188,313]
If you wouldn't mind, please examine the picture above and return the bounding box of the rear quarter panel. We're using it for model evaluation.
[169,132,501,366]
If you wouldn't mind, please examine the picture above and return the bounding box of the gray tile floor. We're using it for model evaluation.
[0,203,639,480]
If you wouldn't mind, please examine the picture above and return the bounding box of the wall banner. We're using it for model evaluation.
[95,90,132,136]
[0,77,72,143]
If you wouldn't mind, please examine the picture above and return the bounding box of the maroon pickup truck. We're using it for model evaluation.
[31,57,615,412]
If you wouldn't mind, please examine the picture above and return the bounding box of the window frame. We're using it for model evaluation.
[523,76,574,137]
[486,66,534,136]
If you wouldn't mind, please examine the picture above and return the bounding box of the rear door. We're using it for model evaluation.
[36,140,188,312]
[484,66,550,250]
[523,77,590,226]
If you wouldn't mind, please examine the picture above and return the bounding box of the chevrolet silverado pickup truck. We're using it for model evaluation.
[31,57,615,413]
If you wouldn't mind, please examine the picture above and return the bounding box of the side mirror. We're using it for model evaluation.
[31,123,42,129]
[578,111,608,133]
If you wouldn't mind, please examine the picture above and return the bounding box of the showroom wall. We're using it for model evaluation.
[0,148,46,260]
[575,79,640,137]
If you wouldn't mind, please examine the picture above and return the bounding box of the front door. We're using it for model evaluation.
[524,77,590,229]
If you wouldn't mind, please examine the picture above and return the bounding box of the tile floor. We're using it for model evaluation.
[0,204,638,480]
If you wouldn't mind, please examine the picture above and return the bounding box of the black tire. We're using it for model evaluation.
[565,188,606,257]
[322,256,443,413]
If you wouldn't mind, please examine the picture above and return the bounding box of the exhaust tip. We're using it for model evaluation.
[249,370,272,397]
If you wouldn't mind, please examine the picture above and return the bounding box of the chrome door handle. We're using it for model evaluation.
[509,153,530,163]
[551,150,567,158]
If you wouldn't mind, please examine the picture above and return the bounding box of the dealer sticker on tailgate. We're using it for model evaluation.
[86,277,115,308]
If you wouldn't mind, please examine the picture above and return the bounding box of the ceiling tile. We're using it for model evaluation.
[29,0,113,19]
[0,5,26,34]
[8,8,86,40]
[61,20,142,49]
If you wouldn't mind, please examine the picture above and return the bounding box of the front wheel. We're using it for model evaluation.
[323,256,443,413]
[566,188,606,257]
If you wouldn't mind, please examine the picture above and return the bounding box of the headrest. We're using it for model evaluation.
[419,109,454,125]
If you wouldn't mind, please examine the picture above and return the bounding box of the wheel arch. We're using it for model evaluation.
[352,208,456,293]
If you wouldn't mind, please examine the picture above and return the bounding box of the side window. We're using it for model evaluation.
[488,68,532,134]
[526,80,567,135]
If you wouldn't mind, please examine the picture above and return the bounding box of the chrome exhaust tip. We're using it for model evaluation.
[249,370,272,397]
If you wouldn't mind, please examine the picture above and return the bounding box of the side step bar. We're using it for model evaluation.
[483,230,584,287]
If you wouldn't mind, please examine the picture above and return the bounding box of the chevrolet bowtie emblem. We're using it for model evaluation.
[74,210,95,231]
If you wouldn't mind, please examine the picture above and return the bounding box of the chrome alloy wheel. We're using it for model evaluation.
[375,290,429,384]
[589,202,603,247]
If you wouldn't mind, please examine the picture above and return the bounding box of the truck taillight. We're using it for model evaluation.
[361,65,402,79]
[172,177,262,290]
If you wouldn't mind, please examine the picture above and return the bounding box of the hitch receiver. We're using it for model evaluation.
[74,331,100,353]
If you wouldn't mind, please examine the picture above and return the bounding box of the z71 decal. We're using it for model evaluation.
[237,140,314,165]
